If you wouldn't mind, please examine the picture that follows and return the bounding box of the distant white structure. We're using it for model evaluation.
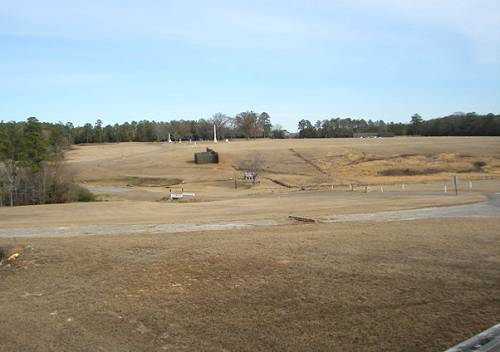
[213,124,218,144]
[168,133,172,143]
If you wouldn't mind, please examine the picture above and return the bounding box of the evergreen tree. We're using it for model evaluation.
[258,112,272,138]
[298,119,317,138]
[22,117,49,170]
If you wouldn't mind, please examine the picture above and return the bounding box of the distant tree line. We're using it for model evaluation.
[62,111,283,144]
[297,118,405,138]
[297,113,500,138]
[407,113,500,136]
[0,117,93,207]
[0,111,281,206]
[2,111,497,207]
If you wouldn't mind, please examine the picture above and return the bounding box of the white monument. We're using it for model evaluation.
[168,133,172,143]
[213,124,218,143]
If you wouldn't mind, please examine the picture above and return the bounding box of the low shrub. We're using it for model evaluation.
[378,168,442,176]
[76,186,96,202]
[0,246,7,261]
[473,160,487,171]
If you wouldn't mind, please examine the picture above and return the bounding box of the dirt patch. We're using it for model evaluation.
[378,167,478,176]
[91,176,183,187]
[335,152,497,183]
[378,158,488,176]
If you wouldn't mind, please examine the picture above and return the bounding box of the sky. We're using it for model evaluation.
[1,0,499,131]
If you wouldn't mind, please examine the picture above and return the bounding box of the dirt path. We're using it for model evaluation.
[289,148,329,175]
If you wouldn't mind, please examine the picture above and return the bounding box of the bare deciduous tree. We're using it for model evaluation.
[238,151,264,183]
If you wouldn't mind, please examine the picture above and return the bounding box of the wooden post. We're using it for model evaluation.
[453,176,458,196]
[234,172,237,189]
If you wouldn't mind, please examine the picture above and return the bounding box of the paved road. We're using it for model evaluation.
[0,219,287,238]
[325,193,500,223]
[0,194,498,238]
[446,323,500,352]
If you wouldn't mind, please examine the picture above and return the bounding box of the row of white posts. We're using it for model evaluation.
[443,180,473,193]
[347,180,473,194]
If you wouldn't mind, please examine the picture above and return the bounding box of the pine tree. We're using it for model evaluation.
[22,117,49,170]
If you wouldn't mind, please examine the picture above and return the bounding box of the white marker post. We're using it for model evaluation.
[444,184,447,193]
[168,133,172,143]
[402,183,405,190]
[469,180,472,191]
[213,124,218,144]
[380,186,384,193]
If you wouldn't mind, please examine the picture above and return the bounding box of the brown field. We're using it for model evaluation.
[1,137,500,351]
[67,137,500,199]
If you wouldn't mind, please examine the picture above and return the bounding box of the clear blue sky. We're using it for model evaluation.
[1,0,499,131]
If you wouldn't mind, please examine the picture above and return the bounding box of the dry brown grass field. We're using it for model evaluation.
[67,136,500,199]
[1,136,499,351]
